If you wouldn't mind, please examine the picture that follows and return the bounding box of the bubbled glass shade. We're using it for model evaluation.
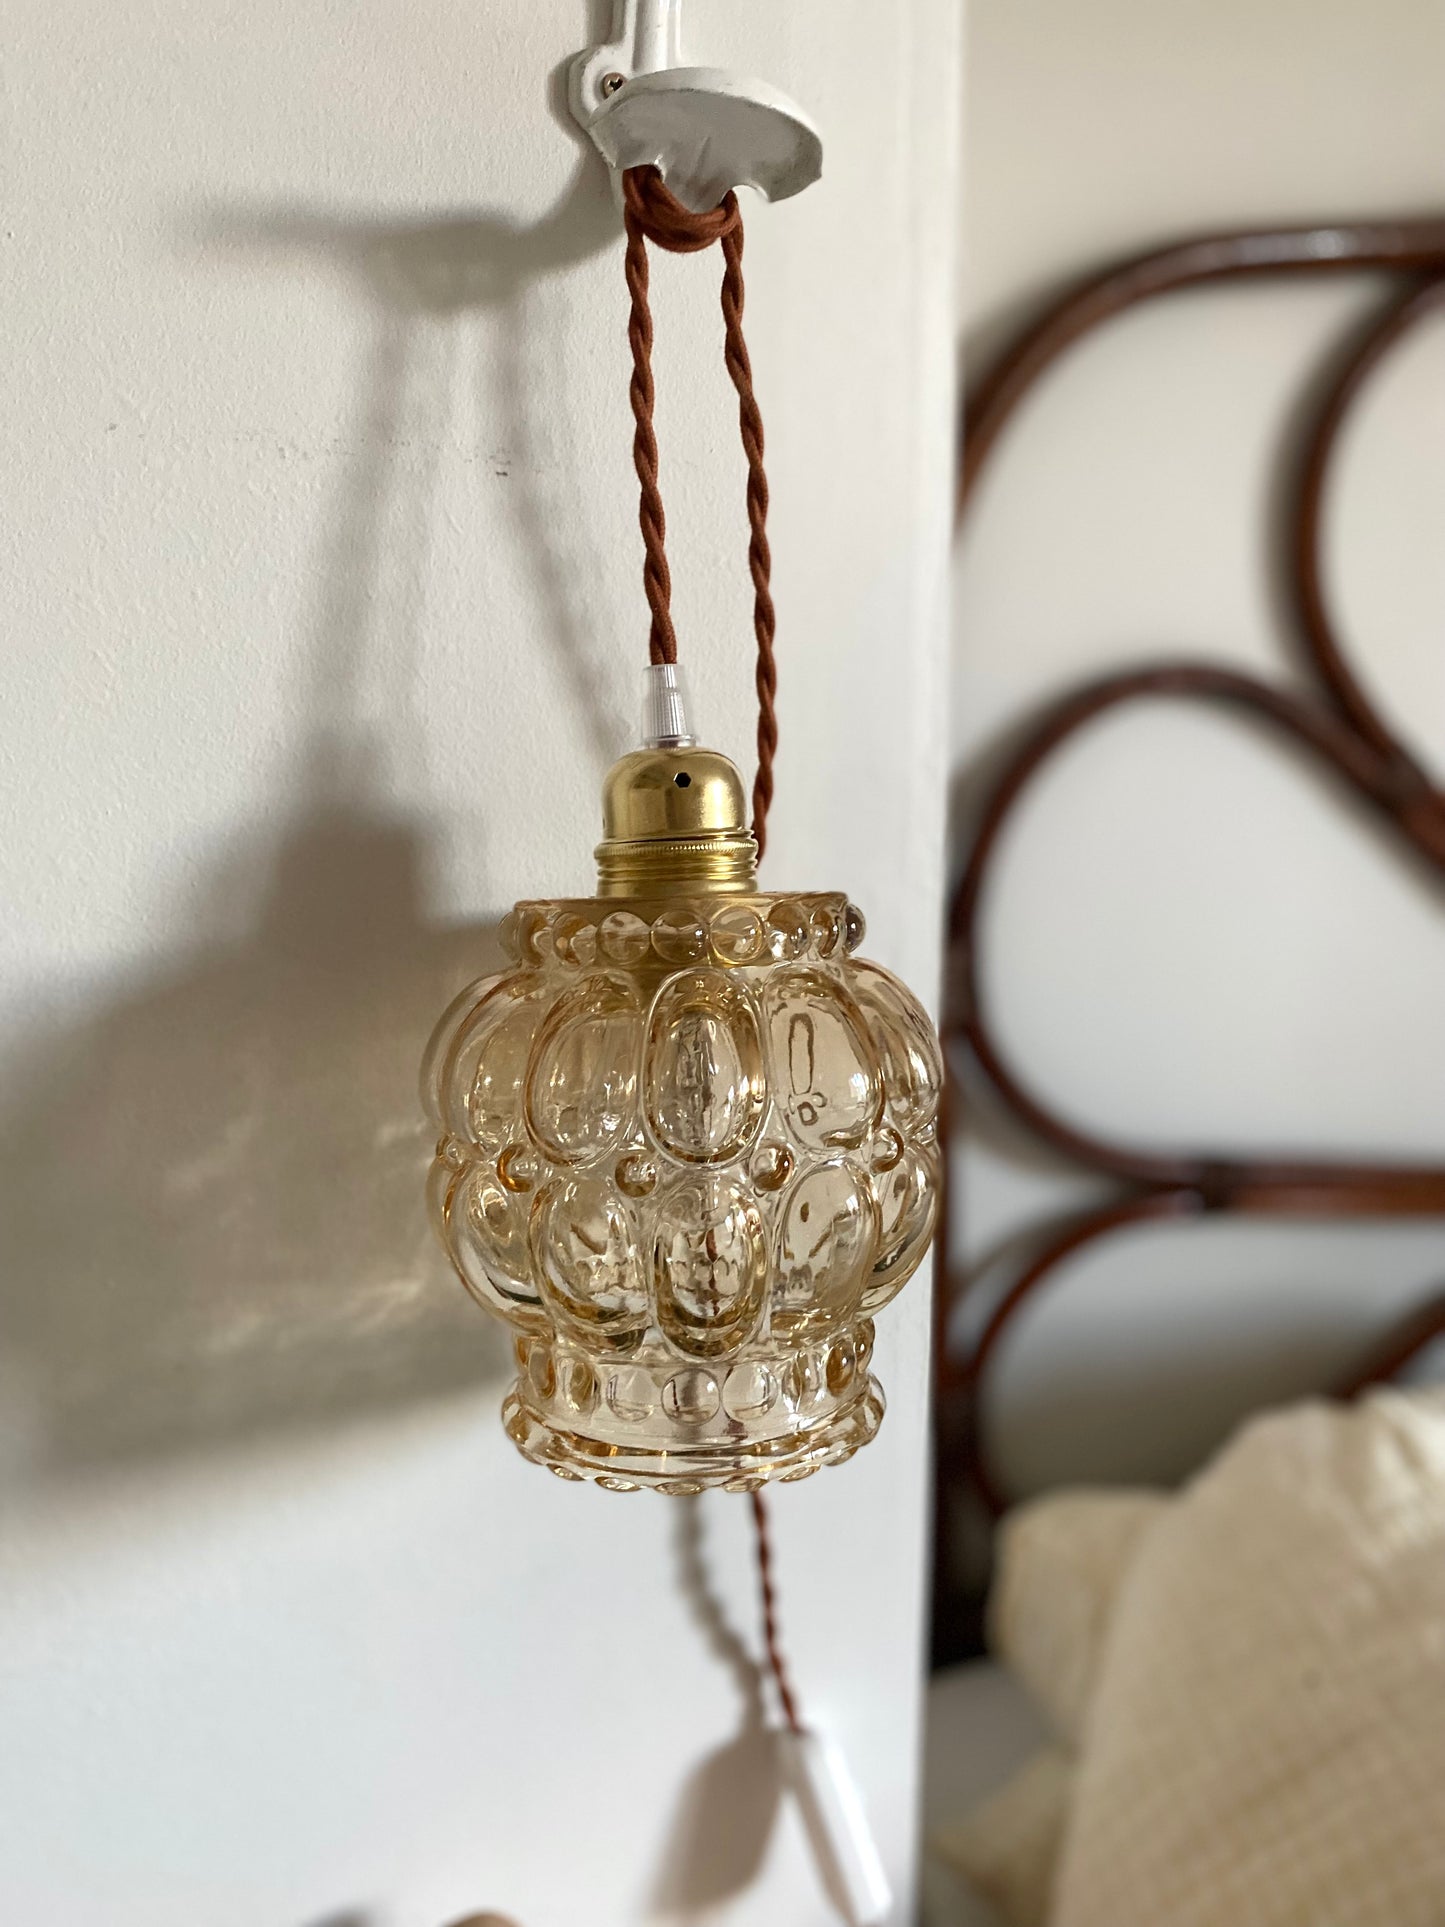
[421,729,941,1492]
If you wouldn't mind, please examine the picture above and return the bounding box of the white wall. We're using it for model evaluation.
[0,5,960,1923]
[955,0,1445,1497]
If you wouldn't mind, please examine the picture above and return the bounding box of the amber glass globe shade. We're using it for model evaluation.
[421,730,941,1493]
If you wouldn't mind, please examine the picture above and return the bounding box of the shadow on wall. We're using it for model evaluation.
[650,1498,783,1919]
[292,1509,781,1927]
[183,40,629,765]
[0,32,630,1496]
[287,1516,779,1926]
[301,1892,533,1923]
[0,733,512,1489]
[303,1910,528,1926]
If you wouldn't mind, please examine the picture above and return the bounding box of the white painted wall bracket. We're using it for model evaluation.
[570,0,823,213]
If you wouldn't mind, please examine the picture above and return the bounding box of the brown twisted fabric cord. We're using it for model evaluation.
[749,1488,804,1734]
[622,165,779,855]
[623,164,800,1732]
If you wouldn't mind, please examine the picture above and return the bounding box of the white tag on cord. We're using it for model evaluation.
[780,1728,893,1926]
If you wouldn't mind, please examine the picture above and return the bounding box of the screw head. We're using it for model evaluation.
[599,71,626,98]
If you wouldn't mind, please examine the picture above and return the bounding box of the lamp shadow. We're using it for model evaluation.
[0,45,630,1496]
[0,743,511,1488]
[648,1498,782,1921]
[180,63,629,765]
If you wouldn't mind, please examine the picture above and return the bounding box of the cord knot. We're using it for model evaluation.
[623,165,741,250]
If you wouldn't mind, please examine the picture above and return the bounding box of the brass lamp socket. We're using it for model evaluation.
[595,744,759,898]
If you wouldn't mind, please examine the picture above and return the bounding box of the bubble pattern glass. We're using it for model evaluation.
[423,893,941,1492]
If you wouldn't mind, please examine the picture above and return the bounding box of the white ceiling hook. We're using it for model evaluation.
[569,0,823,215]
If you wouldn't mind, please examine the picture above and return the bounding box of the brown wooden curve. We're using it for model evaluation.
[943,217,1445,1533]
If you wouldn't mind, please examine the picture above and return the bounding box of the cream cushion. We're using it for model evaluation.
[989,1489,1165,1745]
[1052,1390,1445,1927]
[934,1389,1445,1927]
